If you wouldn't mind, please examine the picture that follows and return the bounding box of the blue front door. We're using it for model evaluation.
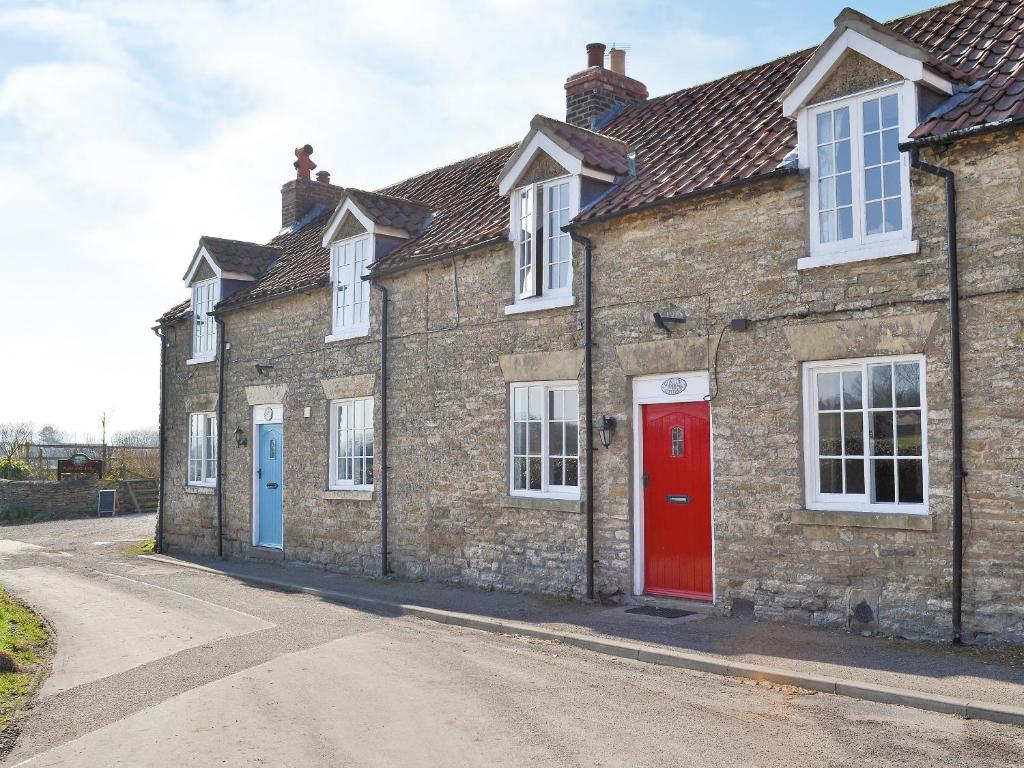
[257,423,283,548]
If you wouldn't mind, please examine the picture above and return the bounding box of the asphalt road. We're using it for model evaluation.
[1,514,1022,767]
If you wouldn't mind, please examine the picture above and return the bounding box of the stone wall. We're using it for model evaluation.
[160,125,1024,643]
[0,477,156,516]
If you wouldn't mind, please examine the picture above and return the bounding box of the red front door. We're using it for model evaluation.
[642,401,713,600]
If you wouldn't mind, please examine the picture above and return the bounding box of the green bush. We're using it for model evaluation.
[0,458,32,480]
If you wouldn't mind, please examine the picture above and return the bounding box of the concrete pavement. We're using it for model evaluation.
[1,514,1023,767]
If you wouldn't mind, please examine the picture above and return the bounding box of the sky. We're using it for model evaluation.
[0,0,931,439]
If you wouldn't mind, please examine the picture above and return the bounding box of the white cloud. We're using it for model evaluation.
[0,0,757,437]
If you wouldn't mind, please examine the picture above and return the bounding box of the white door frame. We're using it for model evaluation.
[631,372,716,601]
[252,404,284,548]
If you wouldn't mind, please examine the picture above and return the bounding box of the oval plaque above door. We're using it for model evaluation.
[660,377,687,395]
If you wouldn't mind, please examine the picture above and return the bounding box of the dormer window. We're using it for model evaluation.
[809,87,910,260]
[514,178,572,301]
[190,278,219,363]
[330,235,371,340]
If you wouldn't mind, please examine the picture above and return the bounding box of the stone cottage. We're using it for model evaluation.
[156,1,1024,644]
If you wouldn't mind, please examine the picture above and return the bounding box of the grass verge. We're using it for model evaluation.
[0,587,49,732]
[123,537,156,556]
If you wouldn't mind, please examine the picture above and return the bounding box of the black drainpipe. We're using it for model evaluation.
[214,315,227,559]
[569,231,595,601]
[153,326,168,554]
[908,147,964,645]
[369,279,389,576]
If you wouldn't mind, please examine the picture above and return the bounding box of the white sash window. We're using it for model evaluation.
[191,279,219,361]
[510,381,579,499]
[188,412,217,486]
[329,236,371,340]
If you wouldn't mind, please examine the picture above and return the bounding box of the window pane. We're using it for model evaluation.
[817,372,841,409]
[863,99,880,133]
[896,412,922,456]
[864,132,881,167]
[365,458,374,485]
[871,459,896,502]
[513,422,526,454]
[843,412,864,455]
[894,363,921,407]
[564,388,578,418]
[882,128,899,163]
[565,458,579,487]
[898,460,923,503]
[528,457,542,490]
[549,458,564,486]
[866,201,883,235]
[834,107,850,139]
[528,422,541,453]
[836,173,852,206]
[880,94,899,127]
[884,197,902,232]
[818,178,835,209]
[845,459,865,494]
[871,411,894,456]
[841,371,862,408]
[870,365,893,408]
[837,207,853,241]
[565,422,579,456]
[513,387,526,420]
[819,211,835,243]
[528,387,543,420]
[883,163,901,198]
[835,139,851,173]
[817,145,835,176]
[819,413,841,456]
[548,390,562,420]
[548,422,563,456]
[816,112,832,143]
[865,166,882,200]
[513,457,526,490]
[820,459,842,493]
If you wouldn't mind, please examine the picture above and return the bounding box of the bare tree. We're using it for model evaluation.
[0,421,35,478]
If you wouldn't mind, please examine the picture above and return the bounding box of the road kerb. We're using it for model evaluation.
[138,554,1022,727]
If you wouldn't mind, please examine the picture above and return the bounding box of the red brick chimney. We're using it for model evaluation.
[280,144,344,228]
[565,43,647,130]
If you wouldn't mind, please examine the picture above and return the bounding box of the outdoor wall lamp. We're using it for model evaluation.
[234,426,247,448]
[598,416,617,449]
[652,311,686,334]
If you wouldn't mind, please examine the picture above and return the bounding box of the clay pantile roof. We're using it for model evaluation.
[159,0,1024,320]
[901,0,1024,138]
[158,299,190,324]
[197,236,282,277]
[535,115,632,175]
[346,189,434,235]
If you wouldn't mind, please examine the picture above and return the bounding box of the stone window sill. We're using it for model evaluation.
[797,239,919,270]
[184,485,215,495]
[504,295,575,316]
[792,508,933,531]
[325,326,370,344]
[186,356,215,366]
[500,494,583,514]
[323,489,374,502]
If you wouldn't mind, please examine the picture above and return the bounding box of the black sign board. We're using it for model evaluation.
[97,489,117,516]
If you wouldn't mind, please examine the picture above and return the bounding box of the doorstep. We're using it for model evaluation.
[627,594,724,616]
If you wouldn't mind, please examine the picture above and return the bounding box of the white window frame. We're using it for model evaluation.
[802,354,928,515]
[329,397,374,490]
[506,175,579,314]
[326,235,372,342]
[188,278,219,364]
[187,412,217,487]
[799,82,919,270]
[509,380,580,500]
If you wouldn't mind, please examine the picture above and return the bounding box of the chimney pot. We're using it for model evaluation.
[293,143,316,181]
[609,47,626,75]
[586,42,606,68]
[316,170,331,184]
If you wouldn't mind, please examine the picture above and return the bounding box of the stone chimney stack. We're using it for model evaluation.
[565,43,647,130]
[280,144,344,228]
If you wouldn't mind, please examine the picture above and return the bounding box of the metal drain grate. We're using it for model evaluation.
[625,606,695,619]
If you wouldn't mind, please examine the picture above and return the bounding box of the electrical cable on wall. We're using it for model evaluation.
[703,324,728,402]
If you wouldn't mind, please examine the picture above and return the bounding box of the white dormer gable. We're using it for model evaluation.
[321,197,406,247]
[781,7,954,120]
